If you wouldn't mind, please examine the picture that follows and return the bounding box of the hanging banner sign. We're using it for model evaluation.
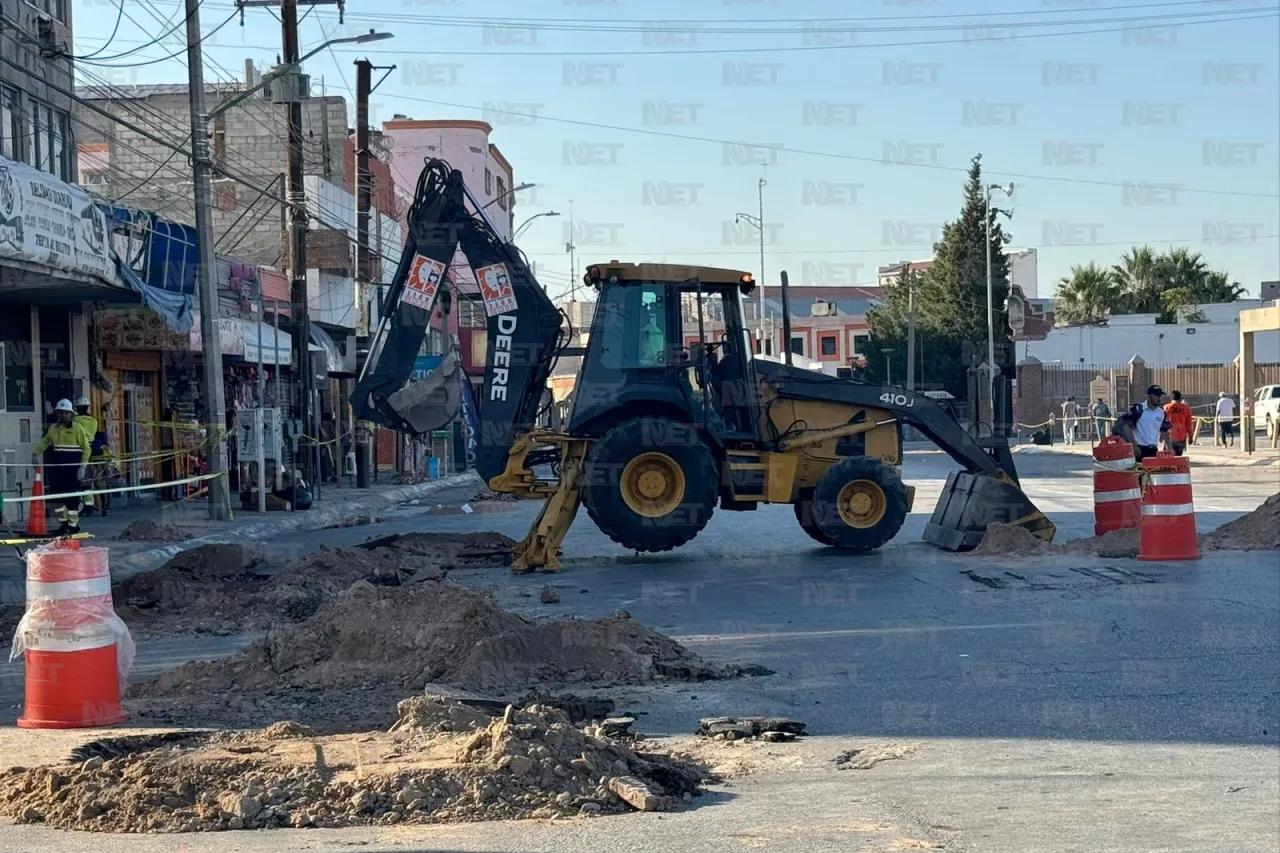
[0,155,117,283]
[401,254,445,311]
[476,263,518,317]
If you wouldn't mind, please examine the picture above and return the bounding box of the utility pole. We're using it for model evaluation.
[904,261,916,392]
[566,200,577,301]
[185,0,229,520]
[757,176,766,354]
[281,0,313,488]
[353,58,373,489]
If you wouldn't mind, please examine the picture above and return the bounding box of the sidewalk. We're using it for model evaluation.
[2,472,480,584]
[1012,440,1280,468]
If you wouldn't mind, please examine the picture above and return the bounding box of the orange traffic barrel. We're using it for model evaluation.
[24,466,47,538]
[13,543,132,729]
[1138,451,1201,562]
[1092,436,1142,536]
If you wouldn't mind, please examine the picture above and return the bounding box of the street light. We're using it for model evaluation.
[208,30,395,120]
[732,177,768,353]
[482,182,535,211]
[984,181,1015,382]
[513,210,560,241]
[882,348,895,386]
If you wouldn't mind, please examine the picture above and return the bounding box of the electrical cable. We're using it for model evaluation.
[73,9,239,69]
[57,0,196,64]
[74,0,127,61]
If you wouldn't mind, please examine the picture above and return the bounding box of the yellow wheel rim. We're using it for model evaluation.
[620,452,686,518]
[837,479,887,529]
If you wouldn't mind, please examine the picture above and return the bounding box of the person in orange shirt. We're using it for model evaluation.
[1164,390,1195,456]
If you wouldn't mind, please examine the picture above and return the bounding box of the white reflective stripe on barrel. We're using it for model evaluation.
[26,577,112,602]
[1094,458,1136,471]
[1149,473,1192,486]
[1095,488,1142,503]
[1141,502,1195,516]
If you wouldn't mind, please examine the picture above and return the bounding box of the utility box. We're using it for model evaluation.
[236,407,283,463]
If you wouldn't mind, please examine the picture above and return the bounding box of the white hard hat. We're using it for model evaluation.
[75,396,90,407]
[55,399,75,413]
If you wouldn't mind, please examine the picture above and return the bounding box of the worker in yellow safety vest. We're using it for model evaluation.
[33,399,91,536]
[73,396,101,515]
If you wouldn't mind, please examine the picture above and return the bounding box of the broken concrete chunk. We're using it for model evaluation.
[607,775,661,811]
[539,586,561,604]
[698,716,807,739]
[760,730,796,743]
[598,716,636,737]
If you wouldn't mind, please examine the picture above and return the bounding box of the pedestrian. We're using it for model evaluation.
[73,396,101,516]
[1089,397,1112,444]
[1163,390,1194,456]
[319,412,338,484]
[159,408,178,501]
[32,399,91,536]
[1215,391,1236,447]
[1118,385,1171,462]
[1061,396,1081,445]
[89,430,116,516]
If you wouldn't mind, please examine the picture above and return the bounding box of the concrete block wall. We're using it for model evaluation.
[74,89,349,269]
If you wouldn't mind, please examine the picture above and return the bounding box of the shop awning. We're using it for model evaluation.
[189,314,295,366]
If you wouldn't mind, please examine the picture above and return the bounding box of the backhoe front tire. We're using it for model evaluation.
[583,416,718,553]
[810,456,909,553]
[794,489,836,546]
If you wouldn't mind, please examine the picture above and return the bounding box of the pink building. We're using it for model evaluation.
[381,118,516,241]
[380,118,517,380]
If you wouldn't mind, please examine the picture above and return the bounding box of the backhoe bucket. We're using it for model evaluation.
[922,471,1056,552]
[386,350,464,435]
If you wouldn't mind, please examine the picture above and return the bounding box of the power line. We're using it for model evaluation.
[518,235,1280,258]
[75,4,1278,57]
[326,86,1280,201]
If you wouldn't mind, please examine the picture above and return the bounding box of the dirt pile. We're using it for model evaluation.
[131,581,751,730]
[111,533,516,637]
[1057,528,1141,558]
[114,520,193,543]
[1203,493,1280,551]
[968,523,1054,556]
[112,545,270,635]
[0,705,708,833]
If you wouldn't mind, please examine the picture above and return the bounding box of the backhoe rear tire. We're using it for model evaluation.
[583,416,718,553]
[810,456,908,552]
[794,489,836,546]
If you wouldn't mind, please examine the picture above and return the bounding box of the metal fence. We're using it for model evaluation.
[1040,364,1129,402]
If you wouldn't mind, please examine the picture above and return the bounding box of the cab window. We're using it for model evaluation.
[597,285,668,370]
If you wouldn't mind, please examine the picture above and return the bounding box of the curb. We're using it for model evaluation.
[1011,444,1280,468]
[111,472,481,582]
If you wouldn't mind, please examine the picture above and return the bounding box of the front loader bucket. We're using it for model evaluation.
[386,350,463,435]
[922,471,1056,552]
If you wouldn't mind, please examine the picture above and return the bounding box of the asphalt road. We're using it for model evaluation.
[1,451,1277,852]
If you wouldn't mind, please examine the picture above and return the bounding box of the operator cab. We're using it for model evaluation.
[568,262,763,448]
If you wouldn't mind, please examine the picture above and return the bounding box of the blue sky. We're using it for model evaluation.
[73,0,1279,302]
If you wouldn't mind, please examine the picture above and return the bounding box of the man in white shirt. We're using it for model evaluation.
[1119,385,1171,462]
[1061,396,1081,445]
[1215,392,1236,447]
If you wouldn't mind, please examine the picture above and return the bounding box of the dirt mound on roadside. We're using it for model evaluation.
[112,533,517,638]
[1057,527,1142,558]
[131,580,750,730]
[1203,493,1280,551]
[968,523,1054,556]
[0,705,708,833]
[114,519,193,543]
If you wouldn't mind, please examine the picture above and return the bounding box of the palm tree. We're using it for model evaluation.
[1054,262,1123,325]
[1111,245,1163,314]
[1197,269,1247,303]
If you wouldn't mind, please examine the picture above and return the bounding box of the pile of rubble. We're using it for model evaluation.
[114,519,193,543]
[1202,493,1280,551]
[110,533,516,637]
[0,702,708,833]
[970,494,1280,559]
[131,580,757,731]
